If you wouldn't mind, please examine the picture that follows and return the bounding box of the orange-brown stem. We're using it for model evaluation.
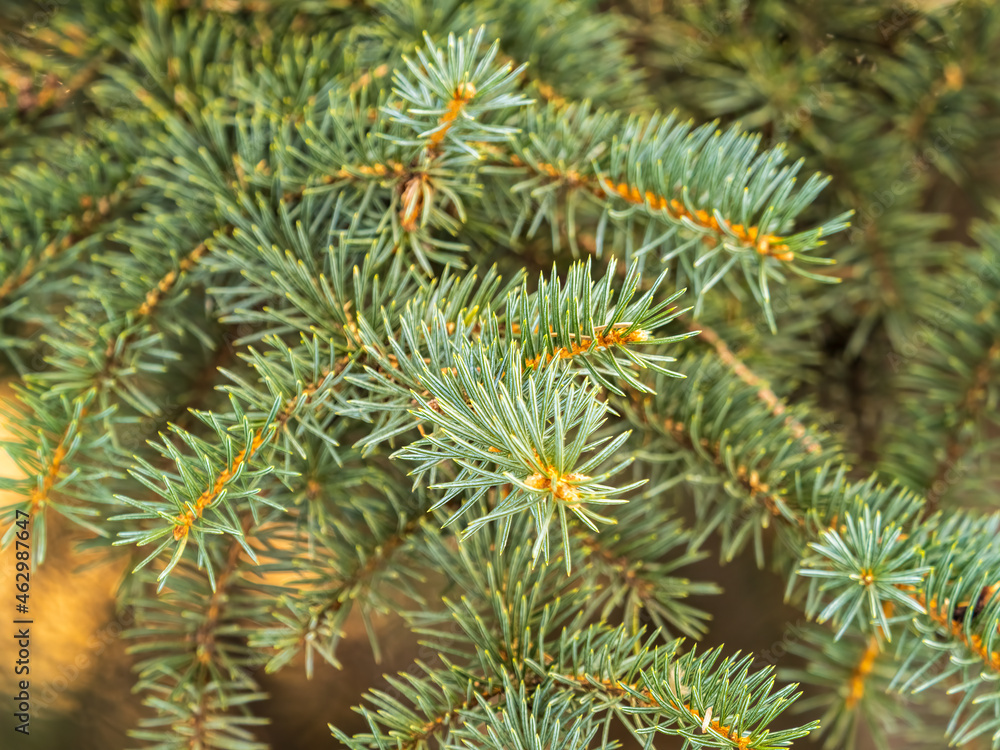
[135,241,211,318]
[640,401,794,523]
[689,319,823,455]
[525,325,651,369]
[171,429,272,541]
[23,234,216,518]
[427,82,476,150]
[27,408,88,514]
[171,360,346,540]
[192,512,257,664]
[399,173,429,232]
[917,591,1000,673]
[0,181,133,303]
[601,177,793,261]
[845,635,880,709]
[505,156,793,260]
[556,673,754,749]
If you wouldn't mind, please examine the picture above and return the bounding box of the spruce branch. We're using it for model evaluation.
[0,156,137,304]
[337,519,815,749]
[111,403,283,590]
[482,101,852,326]
[393,337,639,571]
[454,678,603,750]
[126,511,275,750]
[625,349,1000,744]
[0,228,220,565]
[339,255,694,570]
[510,257,692,394]
[592,643,817,750]
[781,626,918,750]
[575,499,720,641]
[0,125,147,370]
[111,338,349,588]
[797,507,930,640]
[385,27,532,159]
[0,387,114,561]
[4,6,997,748]
[248,486,429,675]
[879,224,1000,516]
[682,317,823,455]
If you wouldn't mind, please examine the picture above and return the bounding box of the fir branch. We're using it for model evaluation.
[879,227,1000,515]
[923,338,1000,516]
[250,497,428,675]
[509,258,692,394]
[797,508,930,640]
[5,8,998,748]
[912,591,1000,673]
[780,625,915,749]
[2,35,350,556]
[1,230,219,551]
[683,317,823,455]
[336,519,815,748]
[339,615,815,750]
[482,102,852,325]
[627,350,1000,737]
[127,511,274,750]
[0,389,117,569]
[342,258,693,570]
[393,339,640,571]
[403,681,506,750]
[889,512,1000,745]
[0,174,136,303]
[634,393,798,525]
[575,506,720,641]
[385,27,532,157]
[556,670,754,746]
[113,346,350,585]
[134,240,213,319]
[590,644,811,748]
[503,149,803,260]
[456,679,602,750]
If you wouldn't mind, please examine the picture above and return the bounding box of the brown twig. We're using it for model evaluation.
[686,318,823,455]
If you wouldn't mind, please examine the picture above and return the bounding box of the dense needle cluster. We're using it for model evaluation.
[2,2,1000,749]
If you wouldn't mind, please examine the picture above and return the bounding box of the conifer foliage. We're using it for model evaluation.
[2,1,1000,748]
